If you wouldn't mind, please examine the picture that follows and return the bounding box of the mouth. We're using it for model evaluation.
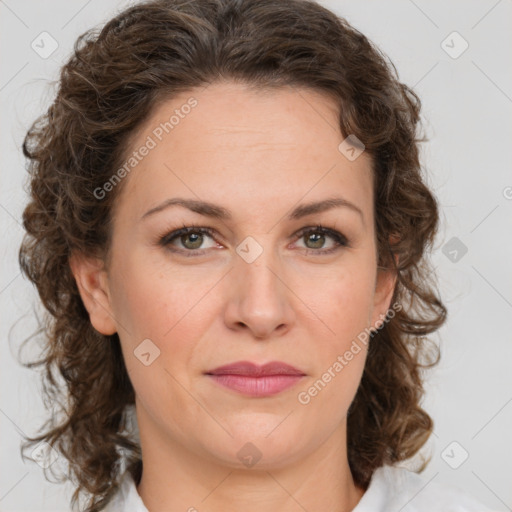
[205,361,306,397]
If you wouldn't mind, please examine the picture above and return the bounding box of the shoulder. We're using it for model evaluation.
[354,464,499,512]
[101,470,148,512]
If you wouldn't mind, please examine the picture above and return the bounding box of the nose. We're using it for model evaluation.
[223,246,296,339]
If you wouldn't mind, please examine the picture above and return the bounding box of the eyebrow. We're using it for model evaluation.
[140,196,364,224]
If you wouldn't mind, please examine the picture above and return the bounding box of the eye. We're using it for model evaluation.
[293,225,349,255]
[158,225,219,256]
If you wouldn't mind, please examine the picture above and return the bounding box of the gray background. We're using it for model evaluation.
[1,0,511,510]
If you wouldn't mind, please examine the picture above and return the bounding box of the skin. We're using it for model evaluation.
[70,81,397,512]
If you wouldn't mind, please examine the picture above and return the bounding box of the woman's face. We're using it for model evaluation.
[72,81,396,470]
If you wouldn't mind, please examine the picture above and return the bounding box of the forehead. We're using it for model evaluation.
[113,81,374,227]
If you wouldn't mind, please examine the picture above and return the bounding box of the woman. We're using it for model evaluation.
[18,0,497,511]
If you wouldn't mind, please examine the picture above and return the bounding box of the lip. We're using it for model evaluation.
[205,361,306,397]
[206,361,305,377]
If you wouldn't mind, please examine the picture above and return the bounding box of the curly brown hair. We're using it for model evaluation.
[18,0,447,510]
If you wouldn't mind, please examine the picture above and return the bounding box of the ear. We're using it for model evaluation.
[370,240,400,330]
[68,251,117,335]
[370,266,398,327]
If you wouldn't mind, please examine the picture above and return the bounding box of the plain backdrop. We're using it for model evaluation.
[1,0,511,510]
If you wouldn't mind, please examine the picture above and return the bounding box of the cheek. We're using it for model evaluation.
[108,255,220,383]
[296,273,373,420]
[109,262,206,420]
[303,266,375,347]
[109,250,211,339]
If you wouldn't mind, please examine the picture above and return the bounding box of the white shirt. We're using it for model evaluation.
[102,464,498,511]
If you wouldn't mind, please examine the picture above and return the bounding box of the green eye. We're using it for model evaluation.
[295,226,349,254]
[159,226,217,256]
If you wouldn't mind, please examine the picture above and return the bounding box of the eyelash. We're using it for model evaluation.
[157,223,350,258]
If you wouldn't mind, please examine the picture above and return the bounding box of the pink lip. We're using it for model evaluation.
[205,361,306,397]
